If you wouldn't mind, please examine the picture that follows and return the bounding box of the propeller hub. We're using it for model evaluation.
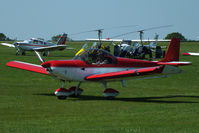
[41,62,51,68]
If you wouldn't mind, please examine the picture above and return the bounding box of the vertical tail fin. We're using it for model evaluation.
[160,38,180,62]
[56,33,67,45]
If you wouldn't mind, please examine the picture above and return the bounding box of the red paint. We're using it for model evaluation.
[104,88,119,93]
[182,53,190,56]
[56,88,70,92]
[41,58,158,68]
[160,38,180,62]
[6,61,48,75]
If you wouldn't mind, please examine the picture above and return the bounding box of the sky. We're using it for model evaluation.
[0,0,199,40]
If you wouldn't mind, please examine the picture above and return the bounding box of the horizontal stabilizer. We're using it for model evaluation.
[85,66,161,81]
[158,61,192,66]
[6,61,48,75]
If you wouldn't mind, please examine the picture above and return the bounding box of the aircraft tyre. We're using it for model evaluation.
[106,96,115,100]
[43,52,47,56]
[103,88,119,99]
[57,96,67,100]
[22,52,26,56]
[55,88,71,100]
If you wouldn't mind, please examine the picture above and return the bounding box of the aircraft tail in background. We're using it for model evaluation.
[56,33,67,45]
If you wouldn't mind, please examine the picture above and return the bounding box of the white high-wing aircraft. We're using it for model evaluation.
[6,38,191,100]
[0,33,73,56]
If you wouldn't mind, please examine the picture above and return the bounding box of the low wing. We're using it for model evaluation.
[33,45,70,52]
[6,61,48,75]
[182,52,199,56]
[85,66,161,81]
[1,43,15,47]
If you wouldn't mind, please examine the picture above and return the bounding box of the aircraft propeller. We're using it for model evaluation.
[110,25,172,46]
[34,50,53,72]
[34,50,45,63]
[70,25,138,48]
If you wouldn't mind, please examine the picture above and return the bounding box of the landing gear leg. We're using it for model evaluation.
[16,51,19,56]
[61,80,65,88]
[75,82,82,96]
[16,47,20,56]
[69,82,83,97]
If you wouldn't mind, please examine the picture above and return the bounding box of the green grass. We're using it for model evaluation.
[0,41,199,133]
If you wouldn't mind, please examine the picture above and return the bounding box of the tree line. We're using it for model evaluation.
[0,32,192,41]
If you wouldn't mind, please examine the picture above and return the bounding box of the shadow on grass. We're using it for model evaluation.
[33,93,199,103]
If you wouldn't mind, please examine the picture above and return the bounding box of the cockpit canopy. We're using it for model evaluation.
[73,49,117,65]
[29,38,46,45]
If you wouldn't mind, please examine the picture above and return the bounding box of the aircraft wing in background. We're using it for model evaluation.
[33,45,73,52]
[0,43,15,48]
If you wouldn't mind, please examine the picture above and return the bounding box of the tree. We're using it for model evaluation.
[0,33,7,41]
[0,33,12,41]
[165,32,186,41]
[51,34,61,42]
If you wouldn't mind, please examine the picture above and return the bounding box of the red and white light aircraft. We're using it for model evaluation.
[1,33,72,56]
[6,38,191,100]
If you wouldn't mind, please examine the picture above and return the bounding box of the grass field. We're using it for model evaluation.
[0,41,199,133]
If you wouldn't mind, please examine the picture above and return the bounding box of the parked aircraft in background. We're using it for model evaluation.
[87,33,168,59]
[182,52,199,56]
[0,33,73,56]
[6,38,191,100]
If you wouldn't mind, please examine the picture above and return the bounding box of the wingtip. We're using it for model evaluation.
[182,53,190,56]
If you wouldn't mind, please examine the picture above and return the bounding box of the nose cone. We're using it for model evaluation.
[41,62,51,68]
[13,42,18,45]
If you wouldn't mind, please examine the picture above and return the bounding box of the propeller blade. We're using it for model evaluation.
[110,25,173,38]
[70,25,138,36]
[34,50,45,63]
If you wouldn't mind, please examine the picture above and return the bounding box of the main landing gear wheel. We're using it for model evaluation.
[103,88,119,99]
[57,96,67,100]
[22,52,26,56]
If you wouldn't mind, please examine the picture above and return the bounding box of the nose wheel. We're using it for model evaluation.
[55,81,83,100]
[55,88,71,100]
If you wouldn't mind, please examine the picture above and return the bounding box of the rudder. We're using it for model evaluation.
[56,33,67,45]
[160,38,180,62]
